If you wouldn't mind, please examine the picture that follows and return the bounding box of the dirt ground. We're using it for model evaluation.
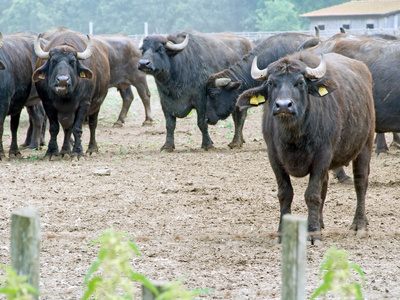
[1,76,400,299]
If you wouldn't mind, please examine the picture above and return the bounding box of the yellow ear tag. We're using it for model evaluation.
[80,71,86,78]
[318,86,328,96]
[250,94,265,105]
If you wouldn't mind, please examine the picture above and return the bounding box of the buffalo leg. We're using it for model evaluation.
[60,127,73,157]
[332,167,351,183]
[86,110,100,155]
[0,108,6,160]
[196,104,214,150]
[161,111,176,152]
[23,103,46,149]
[9,112,22,158]
[228,107,247,149]
[350,145,371,236]
[45,113,60,158]
[270,156,294,242]
[134,80,153,126]
[113,86,134,128]
[375,133,388,153]
[391,132,400,148]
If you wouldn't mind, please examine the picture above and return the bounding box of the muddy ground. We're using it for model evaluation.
[1,76,400,299]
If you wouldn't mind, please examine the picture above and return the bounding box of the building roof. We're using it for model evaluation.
[300,0,400,18]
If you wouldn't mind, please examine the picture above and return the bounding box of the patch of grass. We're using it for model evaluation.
[311,245,365,300]
[83,228,209,300]
[0,265,39,300]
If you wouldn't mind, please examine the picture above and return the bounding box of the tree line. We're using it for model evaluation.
[0,0,347,35]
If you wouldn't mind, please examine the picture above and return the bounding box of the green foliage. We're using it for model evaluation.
[83,228,156,299]
[156,278,211,300]
[0,265,39,300]
[311,245,365,300]
[256,0,301,31]
[83,228,208,299]
[0,0,347,35]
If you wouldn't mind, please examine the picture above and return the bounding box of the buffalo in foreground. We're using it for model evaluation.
[33,31,110,159]
[237,52,375,244]
[205,32,318,149]
[138,30,253,151]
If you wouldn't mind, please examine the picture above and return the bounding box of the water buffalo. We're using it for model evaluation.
[0,32,39,159]
[237,52,375,244]
[205,32,318,149]
[33,31,110,159]
[93,33,153,127]
[138,30,253,151]
[306,33,400,153]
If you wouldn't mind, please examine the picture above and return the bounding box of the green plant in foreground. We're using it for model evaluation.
[311,245,365,300]
[83,228,208,300]
[83,229,156,300]
[0,265,39,300]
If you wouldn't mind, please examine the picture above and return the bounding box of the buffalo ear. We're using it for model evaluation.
[226,80,242,92]
[236,86,267,111]
[32,63,48,82]
[0,61,6,70]
[77,63,93,80]
[308,79,337,97]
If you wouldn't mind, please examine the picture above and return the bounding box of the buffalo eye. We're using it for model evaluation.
[295,78,305,87]
[267,80,273,87]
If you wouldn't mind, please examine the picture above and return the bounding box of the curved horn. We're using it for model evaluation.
[76,35,94,60]
[251,56,268,81]
[165,34,189,51]
[314,26,320,39]
[305,54,326,79]
[138,38,143,50]
[215,78,232,87]
[0,32,3,48]
[34,33,50,59]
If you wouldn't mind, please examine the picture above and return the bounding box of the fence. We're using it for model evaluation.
[128,28,400,42]
[9,206,308,299]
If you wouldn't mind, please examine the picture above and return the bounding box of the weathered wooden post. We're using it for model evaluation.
[11,206,40,299]
[281,214,307,300]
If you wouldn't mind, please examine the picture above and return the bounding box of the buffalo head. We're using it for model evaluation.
[205,74,242,125]
[138,34,189,75]
[32,34,94,95]
[237,54,336,124]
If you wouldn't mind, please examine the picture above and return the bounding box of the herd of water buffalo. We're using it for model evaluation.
[1,26,399,243]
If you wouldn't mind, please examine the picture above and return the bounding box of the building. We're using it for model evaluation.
[300,0,400,36]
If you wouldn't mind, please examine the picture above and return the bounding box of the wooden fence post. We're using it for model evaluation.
[11,206,40,299]
[281,214,307,300]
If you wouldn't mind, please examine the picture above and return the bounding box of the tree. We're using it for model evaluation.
[256,0,301,32]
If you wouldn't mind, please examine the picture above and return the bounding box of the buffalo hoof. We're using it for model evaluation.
[113,121,123,128]
[375,147,388,154]
[348,221,368,238]
[202,144,215,151]
[9,152,22,159]
[390,141,400,149]
[161,146,174,153]
[338,175,352,184]
[308,232,323,246]
[228,141,243,149]
[142,119,154,126]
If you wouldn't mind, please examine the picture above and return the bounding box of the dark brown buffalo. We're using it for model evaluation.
[138,30,253,151]
[205,32,318,149]
[0,32,39,159]
[237,51,375,244]
[93,33,153,126]
[33,31,110,159]
[306,33,400,153]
